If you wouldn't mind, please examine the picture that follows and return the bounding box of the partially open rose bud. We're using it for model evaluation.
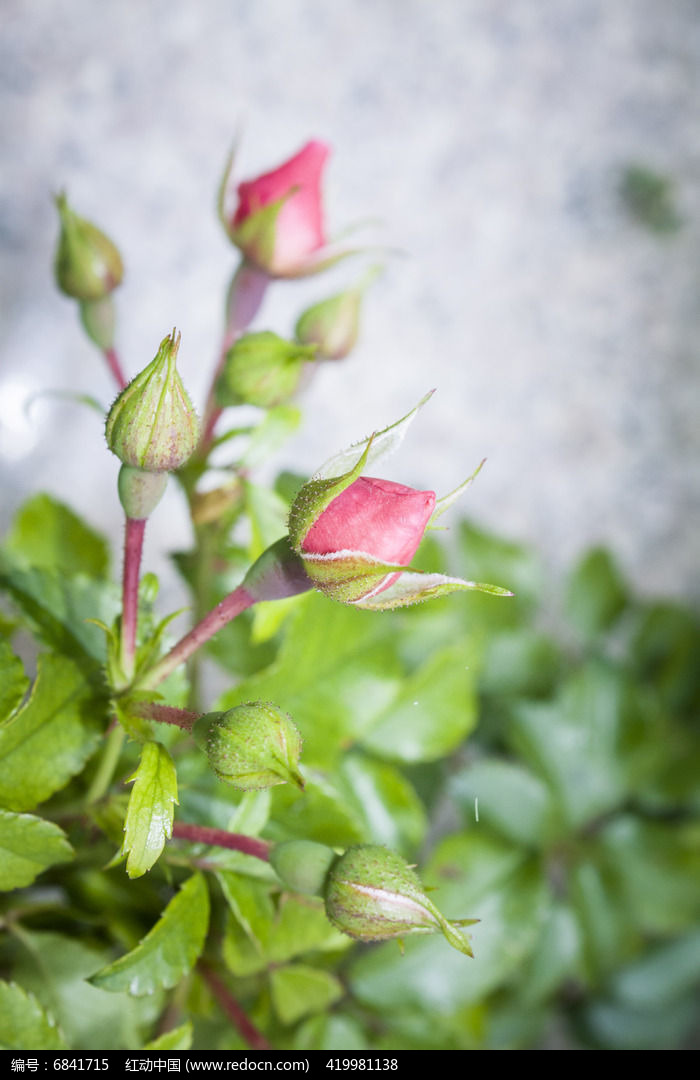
[54,192,123,301]
[287,395,512,610]
[324,844,477,956]
[105,329,199,472]
[220,141,331,278]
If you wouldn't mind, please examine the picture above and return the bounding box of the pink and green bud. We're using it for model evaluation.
[295,268,379,360]
[105,330,199,472]
[117,465,168,520]
[324,844,477,956]
[216,331,317,409]
[54,192,123,301]
[287,395,513,610]
[270,840,337,896]
[220,141,331,278]
[194,702,304,791]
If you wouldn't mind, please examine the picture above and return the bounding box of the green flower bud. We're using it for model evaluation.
[216,331,316,409]
[295,290,360,360]
[194,702,304,791]
[54,192,123,301]
[324,844,476,956]
[117,465,168,520]
[270,840,337,895]
[105,329,199,472]
[295,269,379,361]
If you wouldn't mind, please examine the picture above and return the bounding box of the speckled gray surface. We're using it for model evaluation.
[2,0,699,603]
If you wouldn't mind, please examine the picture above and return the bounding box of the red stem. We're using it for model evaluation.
[172,822,270,862]
[104,346,128,389]
[199,965,270,1051]
[135,584,255,690]
[135,702,200,731]
[199,261,269,457]
[121,517,146,679]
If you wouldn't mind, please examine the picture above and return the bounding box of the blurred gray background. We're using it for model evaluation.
[2,0,699,601]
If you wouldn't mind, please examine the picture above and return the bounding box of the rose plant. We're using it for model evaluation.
[2,133,694,1056]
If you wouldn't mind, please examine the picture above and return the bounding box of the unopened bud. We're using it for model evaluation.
[295,268,379,360]
[216,331,316,409]
[194,702,304,791]
[105,329,199,472]
[324,844,476,956]
[54,192,123,301]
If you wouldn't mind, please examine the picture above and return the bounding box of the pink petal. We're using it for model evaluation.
[302,476,436,566]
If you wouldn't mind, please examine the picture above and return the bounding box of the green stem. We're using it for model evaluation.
[85,724,126,805]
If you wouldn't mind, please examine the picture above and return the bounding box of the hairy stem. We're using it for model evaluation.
[172,822,270,862]
[199,964,270,1051]
[104,346,128,389]
[120,516,146,681]
[135,584,255,690]
[133,702,200,732]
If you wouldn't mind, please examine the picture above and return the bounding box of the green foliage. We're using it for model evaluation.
[90,873,210,995]
[0,653,107,811]
[5,493,110,578]
[122,741,178,878]
[0,809,74,890]
[0,980,67,1050]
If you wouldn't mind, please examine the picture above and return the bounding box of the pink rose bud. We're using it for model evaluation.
[287,395,514,610]
[301,476,435,601]
[222,140,331,277]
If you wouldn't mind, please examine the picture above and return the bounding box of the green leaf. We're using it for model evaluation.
[217,592,403,767]
[337,754,427,854]
[244,481,290,559]
[519,902,583,1004]
[597,816,700,935]
[0,980,67,1050]
[240,405,301,470]
[458,521,542,626]
[610,928,700,1009]
[449,759,559,848]
[0,552,120,668]
[294,1014,368,1052]
[349,831,548,1012]
[10,931,160,1050]
[269,773,366,847]
[0,636,29,721]
[358,640,478,762]
[122,741,178,878]
[269,963,344,1024]
[267,894,349,964]
[508,662,648,829]
[479,629,562,698]
[0,653,106,812]
[565,547,627,640]
[144,1021,193,1050]
[0,809,74,890]
[5,493,110,578]
[90,872,210,995]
